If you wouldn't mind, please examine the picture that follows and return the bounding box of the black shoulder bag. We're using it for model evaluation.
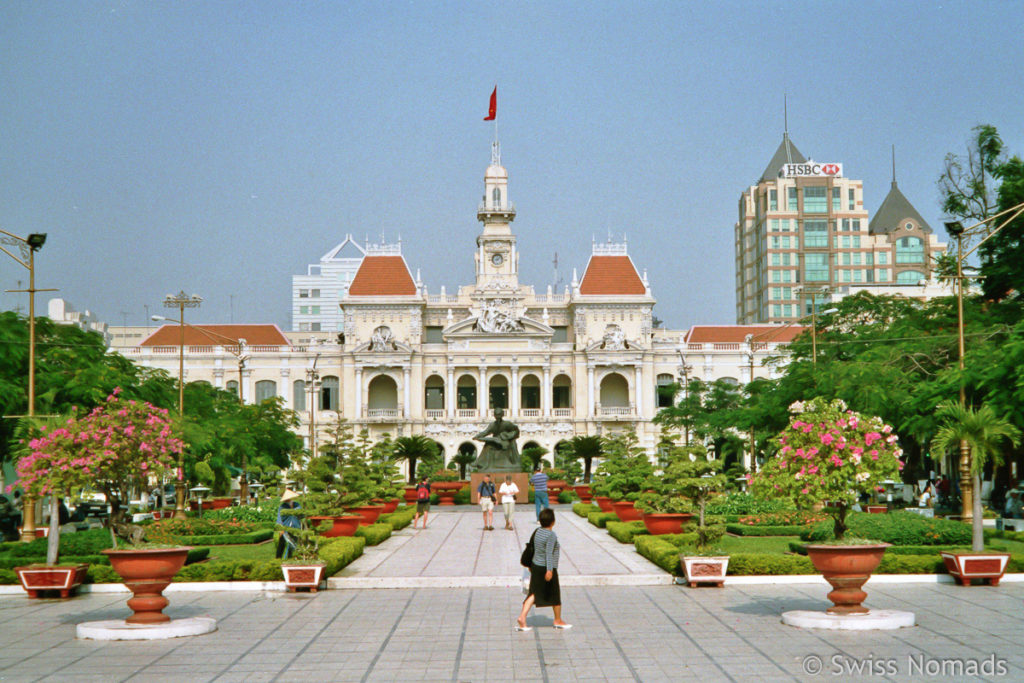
[520,529,538,567]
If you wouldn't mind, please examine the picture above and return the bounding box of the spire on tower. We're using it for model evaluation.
[891,144,897,185]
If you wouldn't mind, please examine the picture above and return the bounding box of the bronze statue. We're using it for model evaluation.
[471,407,521,472]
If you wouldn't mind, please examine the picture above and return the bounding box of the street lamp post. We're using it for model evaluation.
[162,291,202,520]
[943,199,1024,522]
[811,307,839,367]
[675,350,693,446]
[1,230,53,541]
[306,354,321,460]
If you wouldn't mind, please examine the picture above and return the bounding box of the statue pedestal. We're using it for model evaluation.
[470,472,529,504]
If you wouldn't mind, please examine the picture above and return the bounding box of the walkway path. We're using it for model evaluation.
[334,504,668,588]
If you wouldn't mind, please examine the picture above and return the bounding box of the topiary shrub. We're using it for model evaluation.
[727,553,816,575]
[453,486,471,505]
[634,535,685,575]
[606,521,648,544]
[573,503,598,517]
[380,506,415,530]
[587,512,620,528]
[355,523,392,546]
[558,490,576,504]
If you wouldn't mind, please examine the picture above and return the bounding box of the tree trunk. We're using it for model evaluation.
[46,496,60,565]
[972,471,984,552]
[833,505,848,541]
[584,458,592,484]
[408,458,417,484]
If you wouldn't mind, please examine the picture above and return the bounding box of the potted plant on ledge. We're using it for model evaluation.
[280,525,326,592]
[931,401,1020,586]
[752,397,903,615]
[428,468,462,505]
[666,445,730,585]
[593,430,653,522]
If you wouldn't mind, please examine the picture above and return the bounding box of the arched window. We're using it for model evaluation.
[896,269,925,284]
[599,373,630,408]
[656,373,676,408]
[520,374,541,410]
[492,187,501,206]
[255,380,277,403]
[320,376,339,411]
[895,236,924,264]
[457,374,477,410]
[552,374,572,410]
[226,379,239,395]
[424,375,445,411]
[292,379,306,411]
[367,375,398,412]
[489,375,508,410]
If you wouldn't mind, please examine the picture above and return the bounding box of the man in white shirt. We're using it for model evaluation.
[499,475,520,530]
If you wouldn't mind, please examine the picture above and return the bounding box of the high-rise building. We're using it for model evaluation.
[735,134,947,323]
[291,235,366,332]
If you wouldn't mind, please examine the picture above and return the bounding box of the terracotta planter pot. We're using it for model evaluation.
[805,543,890,615]
[281,563,326,592]
[431,482,464,506]
[594,496,614,512]
[611,500,643,522]
[308,515,361,537]
[642,512,692,535]
[866,505,888,514]
[378,498,400,514]
[404,487,419,504]
[547,480,566,496]
[14,564,89,598]
[102,547,190,624]
[188,501,213,511]
[211,497,233,510]
[574,485,593,503]
[680,556,730,587]
[344,505,386,526]
[940,551,1011,586]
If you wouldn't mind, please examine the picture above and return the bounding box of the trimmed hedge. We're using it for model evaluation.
[355,523,392,546]
[573,503,598,517]
[635,535,684,575]
[174,535,365,582]
[380,506,415,530]
[606,521,648,544]
[170,529,273,546]
[557,490,576,504]
[726,524,809,537]
[728,553,815,575]
[319,536,366,576]
[802,511,971,546]
[587,512,620,528]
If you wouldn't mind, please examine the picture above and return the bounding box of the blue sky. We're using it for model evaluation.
[1,1,1022,330]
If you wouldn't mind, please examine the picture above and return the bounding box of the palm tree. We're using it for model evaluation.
[391,435,441,484]
[566,435,602,483]
[451,447,477,480]
[931,401,1021,551]
[521,445,549,472]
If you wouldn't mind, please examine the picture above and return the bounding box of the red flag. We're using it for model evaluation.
[484,86,496,121]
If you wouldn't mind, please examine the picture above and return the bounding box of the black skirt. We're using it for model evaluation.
[527,564,561,607]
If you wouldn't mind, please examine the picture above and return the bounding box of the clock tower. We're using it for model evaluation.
[475,141,518,290]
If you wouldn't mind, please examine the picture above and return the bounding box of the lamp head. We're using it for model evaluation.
[26,233,47,250]
[944,220,965,238]
[821,308,839,315]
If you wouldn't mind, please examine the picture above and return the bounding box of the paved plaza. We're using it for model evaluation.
[2,506,1024,682]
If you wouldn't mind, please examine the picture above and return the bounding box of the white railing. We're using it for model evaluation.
[427,295,460,304]
[552,408,572,417]
[592,242,628,255]
[425,409,446,419]
[477,201,516,214]
[598,406,633,416]
[519,409,540,417]
[457,409,478,418]
[367,409,400,418]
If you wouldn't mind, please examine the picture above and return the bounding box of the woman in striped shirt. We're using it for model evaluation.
[516,508,571,630]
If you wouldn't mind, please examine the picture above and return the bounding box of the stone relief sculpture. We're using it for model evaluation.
[474,299,524,334]
[370,325,397,352]
[601,324,628,350]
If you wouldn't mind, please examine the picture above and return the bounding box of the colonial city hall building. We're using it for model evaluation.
[120,143,800,473]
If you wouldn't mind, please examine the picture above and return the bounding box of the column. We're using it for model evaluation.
[478,366,487,415]
[241,369,252,403]
[355,368,363,418]
[634,364,644,418]
[542,366,551,417]
[280,368,291,407]
[587,365,596,417]
[510,366,519,418]
[403,366,411,418]
[212,368,224,389]
[446,366,455,418]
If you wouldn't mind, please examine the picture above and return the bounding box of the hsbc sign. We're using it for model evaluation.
[781,161,843,178]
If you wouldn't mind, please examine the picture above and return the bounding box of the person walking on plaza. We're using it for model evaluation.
[414,475,431,529]
[530,465,549,522]
[499,474,519,530]
[275,490,301,559]
[478,473,497,530]
[516,508,570,631]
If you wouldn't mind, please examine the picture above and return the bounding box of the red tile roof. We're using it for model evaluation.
[579,255,646,295]
[347,255,417,296]
[686,325,805,345]
[140,324,290,347]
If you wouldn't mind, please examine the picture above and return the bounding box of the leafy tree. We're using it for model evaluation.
[979,155,1024,300]
[520,445,548,472]
[452,448,476,479]
[391,435,440,483]
[939,124,1005,229]
[931,401,1020,551]
[561,435,602,483]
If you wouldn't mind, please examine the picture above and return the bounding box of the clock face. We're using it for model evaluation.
[491,253,504,266]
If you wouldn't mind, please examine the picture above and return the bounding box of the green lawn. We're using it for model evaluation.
[718,535,800,554]
[201,541,276,562]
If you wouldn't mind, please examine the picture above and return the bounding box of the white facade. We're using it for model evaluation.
[47,298,111,344]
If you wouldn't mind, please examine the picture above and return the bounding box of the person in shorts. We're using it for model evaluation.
[478,473,496,530]
[414,476,431,529]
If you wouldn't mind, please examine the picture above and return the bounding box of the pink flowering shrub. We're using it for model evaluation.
[751,397,902,540]
[14,388,183,526]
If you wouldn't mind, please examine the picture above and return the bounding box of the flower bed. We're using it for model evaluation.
[200,499,280,524]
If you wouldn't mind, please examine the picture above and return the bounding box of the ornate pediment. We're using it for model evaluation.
[443,314,553,338]
[351,325,414,354]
